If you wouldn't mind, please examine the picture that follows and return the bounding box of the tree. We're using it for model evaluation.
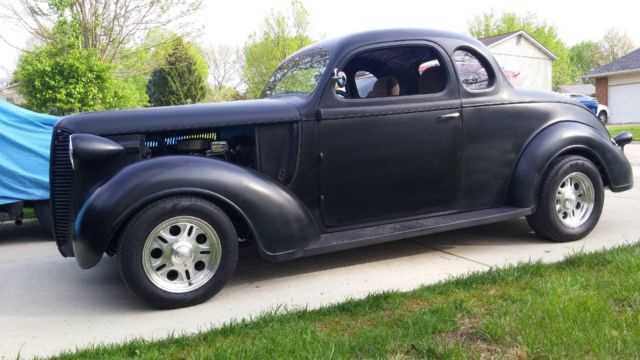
[204,45,243,92]
[14,20,127,114]
[243,0,313,99]
[467,11,573,89]
[4,0,203,109]
[566,29,635,82]
[203,86,245,103]
[569,41,600,82]
[15,42,117,115]
[146,37,207,107]
[1,0,202,62]
[201,44,245,102]
[598,28,635,65]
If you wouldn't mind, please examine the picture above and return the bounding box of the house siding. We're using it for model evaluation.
[489,36,553,91]
[608,72,640,86]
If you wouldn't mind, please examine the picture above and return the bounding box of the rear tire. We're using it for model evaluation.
[526,155,604,242]
[119,196,238,309]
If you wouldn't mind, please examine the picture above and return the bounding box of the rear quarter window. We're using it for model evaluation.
[453,49,492,90]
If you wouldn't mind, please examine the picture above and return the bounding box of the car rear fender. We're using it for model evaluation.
[509,121,633,209]
[73,156,320,269]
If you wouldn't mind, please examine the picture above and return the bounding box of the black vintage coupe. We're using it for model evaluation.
[52,29,634,308]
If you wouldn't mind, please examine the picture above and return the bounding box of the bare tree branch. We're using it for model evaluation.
[1,0,203,62]
[598,27,635,64]
[203,44,243,91]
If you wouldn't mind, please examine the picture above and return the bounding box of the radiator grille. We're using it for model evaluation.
[51,128,73,248]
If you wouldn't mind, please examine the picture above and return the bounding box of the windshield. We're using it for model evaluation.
[261,51,330,98]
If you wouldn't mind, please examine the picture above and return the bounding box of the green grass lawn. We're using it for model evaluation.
[22,207,36,220]
[608,123,640,140]
[49,243,640,359]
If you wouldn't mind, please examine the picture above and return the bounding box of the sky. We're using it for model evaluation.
[1,0,639,81]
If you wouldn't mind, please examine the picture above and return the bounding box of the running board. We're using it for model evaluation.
[303,207,532,257]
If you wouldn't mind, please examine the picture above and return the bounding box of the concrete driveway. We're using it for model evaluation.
[1,144,639,359]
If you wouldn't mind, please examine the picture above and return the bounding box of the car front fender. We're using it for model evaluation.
[509,121,633,209]
[73,156,320,269]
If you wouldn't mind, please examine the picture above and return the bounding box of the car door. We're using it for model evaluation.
[317,42,462,228]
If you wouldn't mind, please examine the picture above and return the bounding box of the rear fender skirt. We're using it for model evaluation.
[509,121,633,209]
[73,156,319,268]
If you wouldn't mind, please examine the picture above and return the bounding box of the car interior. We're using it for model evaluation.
[336,45,448,99]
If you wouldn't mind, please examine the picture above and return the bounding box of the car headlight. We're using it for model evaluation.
[68,134,125,170]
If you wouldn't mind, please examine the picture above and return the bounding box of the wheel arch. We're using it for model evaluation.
[509,121,631,209]
[74,156,320,269]
[555,147,610,187]
[105,189,258,258]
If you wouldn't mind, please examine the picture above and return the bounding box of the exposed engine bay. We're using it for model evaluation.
[103,122,298,185]
[132,127,257,167]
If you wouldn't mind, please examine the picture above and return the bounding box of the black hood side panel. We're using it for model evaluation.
[56,98,302,135]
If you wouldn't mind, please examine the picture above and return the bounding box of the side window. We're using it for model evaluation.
[335,45,448,99]
[453,49,492,90]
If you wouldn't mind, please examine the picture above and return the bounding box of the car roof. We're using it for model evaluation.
[290,28,487,59]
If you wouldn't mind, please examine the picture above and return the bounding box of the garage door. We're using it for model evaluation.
[608,83,640,124]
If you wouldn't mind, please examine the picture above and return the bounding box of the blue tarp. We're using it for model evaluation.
[0,100,60,205]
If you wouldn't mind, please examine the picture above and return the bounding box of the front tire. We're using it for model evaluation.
[526,155,604,242]
[119,196,238,309]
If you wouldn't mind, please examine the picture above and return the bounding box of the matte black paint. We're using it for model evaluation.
[318,102,462,226]
[57,98,302,136]
[74,156,319,268]
[51,28,634,269]
[509,121,634,208]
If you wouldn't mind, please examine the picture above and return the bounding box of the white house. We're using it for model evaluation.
[480,30,557,91]
[557,83,596,97]
[587,48,640,124]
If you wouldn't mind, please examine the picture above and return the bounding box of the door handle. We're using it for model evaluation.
[437,112,461,120]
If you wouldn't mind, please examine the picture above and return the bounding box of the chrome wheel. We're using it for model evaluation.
[554,172,595,228]
[142,216,222,293]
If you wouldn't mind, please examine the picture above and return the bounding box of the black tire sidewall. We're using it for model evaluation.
[542,157,604,240]
[119,197,238,309]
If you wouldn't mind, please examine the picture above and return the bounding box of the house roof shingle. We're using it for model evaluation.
[479,30,522,46]
[478,30,558,61]
[587,48,640,78]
